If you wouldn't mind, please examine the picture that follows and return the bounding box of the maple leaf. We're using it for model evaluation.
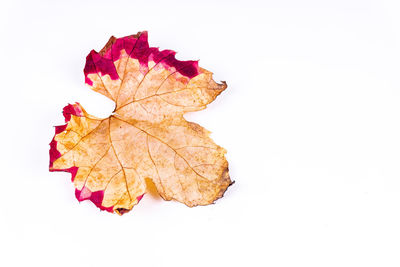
[49,31,232,215]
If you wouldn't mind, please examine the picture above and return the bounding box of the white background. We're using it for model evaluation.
[1,0,400,266]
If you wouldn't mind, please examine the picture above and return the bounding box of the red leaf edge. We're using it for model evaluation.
[75,187,114,212]
[49,103,83,169]
[83,31,200,86]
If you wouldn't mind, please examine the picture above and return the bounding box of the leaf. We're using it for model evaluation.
[49,31,232,215]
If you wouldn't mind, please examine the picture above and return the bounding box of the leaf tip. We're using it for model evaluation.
[75,187,114,213]
[63,103,83,122]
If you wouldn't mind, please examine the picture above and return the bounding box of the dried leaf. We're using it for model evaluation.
[49,31,232,215]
